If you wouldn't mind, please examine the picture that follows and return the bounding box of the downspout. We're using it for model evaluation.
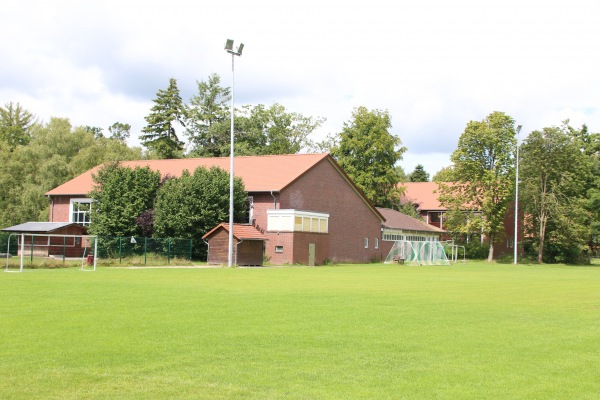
[202,239,210,264]
[270,191,277,209]
[49,196,54,222]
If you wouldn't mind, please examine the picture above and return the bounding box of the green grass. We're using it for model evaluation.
[1,263,599,399]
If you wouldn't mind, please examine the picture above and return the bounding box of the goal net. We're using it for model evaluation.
[384,240,451,266]
[4,233,98,272]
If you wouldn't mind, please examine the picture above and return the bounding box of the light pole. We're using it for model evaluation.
[514,124,522,265]
[224,39,244,267]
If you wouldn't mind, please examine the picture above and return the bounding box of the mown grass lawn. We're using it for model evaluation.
[1,262,599,399]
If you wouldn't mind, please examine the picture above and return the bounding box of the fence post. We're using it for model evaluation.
[144,237,147,266]
[63,236,66,266]
[119,237,122,264]
[167,238,171,264]
[30,234,34,264]
[189,239,192,261]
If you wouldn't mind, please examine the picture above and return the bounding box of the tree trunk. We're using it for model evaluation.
[538,216,546,264]
[487,234,494,262]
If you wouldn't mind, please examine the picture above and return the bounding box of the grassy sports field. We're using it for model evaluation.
[1,262,599,399]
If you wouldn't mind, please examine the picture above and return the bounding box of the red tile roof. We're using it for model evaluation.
[202,223,268,241]
[400,182,447,211]
[46,153,330,196]
[377,207,445,233]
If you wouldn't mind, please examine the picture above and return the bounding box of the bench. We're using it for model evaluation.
[392,256,404,264]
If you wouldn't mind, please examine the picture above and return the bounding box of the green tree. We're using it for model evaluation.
[520,125,591,263]
[235,103,325,156]
[0,117,142,229]
[0,102,36,149]
[432,166,456,182]
[88,163,161,237]
[331,106,406,207]
[409,164,430,182]
[185,73,231,157]
[395,165,408,182]
[85,126,104,139]
[565,122,600,252]
[439,111,517,261]
[396,200,422,219]
[141,78,185,159]
[153,167,247,260]
[108,122,131,142]
[309,132,339,154]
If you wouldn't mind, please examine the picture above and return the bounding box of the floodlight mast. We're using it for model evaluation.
[224,39,244,267]
[514,124,522,265]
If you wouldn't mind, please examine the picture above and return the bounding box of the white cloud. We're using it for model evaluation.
[2,0,600,174]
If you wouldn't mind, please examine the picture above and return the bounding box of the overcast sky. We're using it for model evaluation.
[2,0,599,176]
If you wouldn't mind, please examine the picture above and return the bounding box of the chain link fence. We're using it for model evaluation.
[2,233,194,269]
[96,236,193,264]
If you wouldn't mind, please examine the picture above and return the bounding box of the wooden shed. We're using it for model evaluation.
[203,223,267,266]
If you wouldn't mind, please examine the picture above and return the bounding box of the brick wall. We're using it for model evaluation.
[278,158,383,263]
[49,196,71,222]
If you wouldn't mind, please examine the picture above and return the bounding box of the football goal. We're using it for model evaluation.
[4,233,98,272]
[384,240,451,266]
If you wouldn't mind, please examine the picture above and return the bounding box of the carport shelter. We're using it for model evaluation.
[1,222,88,257]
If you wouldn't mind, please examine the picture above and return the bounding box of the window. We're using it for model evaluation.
[375,238,379,249]
[275,246,284,253]
[267,210,329,233]
[364,238,369,249]
[70,199,92,226]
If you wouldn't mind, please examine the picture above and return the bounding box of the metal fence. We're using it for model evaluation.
[1,233,193,268]
[96,236,193,264]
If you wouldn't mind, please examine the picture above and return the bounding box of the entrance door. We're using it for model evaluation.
[308,243,315,266]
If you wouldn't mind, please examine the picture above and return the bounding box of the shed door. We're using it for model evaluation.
[308,243,315,266]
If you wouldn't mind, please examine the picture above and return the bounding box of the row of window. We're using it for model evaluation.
[267,210,329,233]
[382,233,439,242]
[364,238,379,249]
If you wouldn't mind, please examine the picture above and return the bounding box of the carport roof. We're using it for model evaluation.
[2,222,84,233]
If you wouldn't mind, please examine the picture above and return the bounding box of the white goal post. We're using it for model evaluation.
[4,233,98,272]
[384,240,451,266]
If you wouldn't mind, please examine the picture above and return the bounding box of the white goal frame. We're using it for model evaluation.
[384,239,451,266]
[4,233,98,272]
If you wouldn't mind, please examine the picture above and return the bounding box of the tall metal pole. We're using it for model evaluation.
[228,51,235,267]
[514,125,522,265]
[225,39,243,267]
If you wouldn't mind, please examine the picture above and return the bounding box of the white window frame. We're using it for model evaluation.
[70,198,93,226]
[364,238,369,249]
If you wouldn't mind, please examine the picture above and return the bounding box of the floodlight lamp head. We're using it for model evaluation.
[516,125,522,134]
[225,39,234,51]
[236,43,244,55]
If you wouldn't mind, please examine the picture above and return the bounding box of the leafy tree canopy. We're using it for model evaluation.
[108,122,131,142]
[0,102,36,150]
[153,167,247,260]
[0,117,142,229]
[439,111,517,261]
[185,73,231,157]
[331,106,406,208]
[235,103,325,156]
[432,166,456,182]
[89,163,161,237]
[520,124,591,263]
